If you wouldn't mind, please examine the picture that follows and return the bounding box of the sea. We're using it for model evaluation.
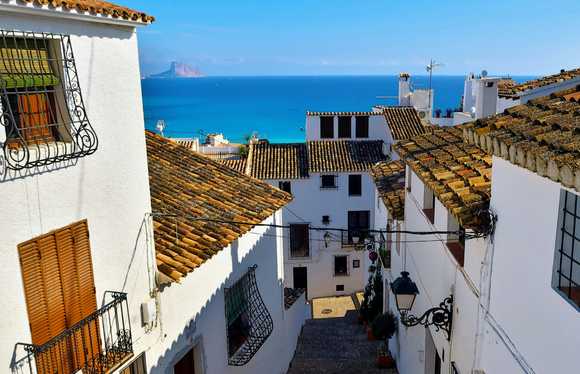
[141,75,534,143]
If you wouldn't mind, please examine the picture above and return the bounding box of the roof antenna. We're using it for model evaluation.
[426,59,444,114]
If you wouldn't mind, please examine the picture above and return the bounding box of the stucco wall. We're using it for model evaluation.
[0,11,155,370]
[480,157,580,374]
[305,115,390,144]
[148,212,309,374]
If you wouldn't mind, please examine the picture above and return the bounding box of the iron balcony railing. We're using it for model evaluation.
[12,291,132,374]
[341,229,370,246]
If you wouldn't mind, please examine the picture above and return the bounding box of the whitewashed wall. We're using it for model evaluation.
[147,212,310,374]
[265,173,376,299]
[305,114,390,144]
[479,157,580,374]
[0,11,156,370]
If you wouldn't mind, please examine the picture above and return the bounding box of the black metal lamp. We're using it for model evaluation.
[390,271,453,340]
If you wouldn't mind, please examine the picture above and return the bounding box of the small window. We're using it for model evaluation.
[278,181,291,194]
[338,116,351,138]
[552,190,580,309]
[322,215,330,225]
[423,187,435,224]
[355,116,369,138]
[352,259,360,268]
[336,285,345,291]
[290,224,310,257]
[347,210,370,244]
[348,174,362,196]
[320,116,334,138]
[334,256,348,276]
[320,175,337,189]
[406,168,412,192]
[485,81,494,87]
[122,352,146,374]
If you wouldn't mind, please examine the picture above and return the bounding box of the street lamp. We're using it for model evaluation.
[323,232,331,248]
[390,271,453,340]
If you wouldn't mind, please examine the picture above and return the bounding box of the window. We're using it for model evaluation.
[335,256,348,276]
[18,220,99,374]
[347,211,370,244]
[353,259,360,268]
[278,181,291,194]
[322,215,330,225]
[320,116,334,138]
[338,116,351,138]
[122,353,147,374]
[552,190,580,308]
[320,174,337,189]
[423,187,435,224]
[406,168,412,192]
[349,174,362,196]
[355,116,369,138]
[336,285,345,291]
[225,266,273,366]
[485,81,494,87]
[290,224,310,257]
[0,31,98,170]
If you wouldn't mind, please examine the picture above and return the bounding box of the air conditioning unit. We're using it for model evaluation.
[141,299,157,326]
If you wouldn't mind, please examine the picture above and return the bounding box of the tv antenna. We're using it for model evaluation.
[156,120,166,137]
[426,59,444,114]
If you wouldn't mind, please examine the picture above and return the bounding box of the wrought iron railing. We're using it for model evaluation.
[11,291,132,374]
[341,229,369,246]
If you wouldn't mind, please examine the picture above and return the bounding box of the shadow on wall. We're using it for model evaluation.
[149,224,286,374]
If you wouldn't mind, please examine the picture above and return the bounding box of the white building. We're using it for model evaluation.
[221,108,426,300]
[374,87,580,374]
[0,1,158,373]
[144,132,309,374]
[171,133,243,160]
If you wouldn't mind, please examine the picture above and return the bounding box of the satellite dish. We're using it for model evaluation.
[481,70,488,78]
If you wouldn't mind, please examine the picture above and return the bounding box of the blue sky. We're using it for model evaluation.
[123,0,580,77]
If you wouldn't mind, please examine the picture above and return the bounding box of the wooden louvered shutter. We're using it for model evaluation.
[17,93,55,143]
[18,220,99,374]
[18,234,71,374]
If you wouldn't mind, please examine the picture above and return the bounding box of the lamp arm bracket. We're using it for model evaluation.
[401,295,453,340]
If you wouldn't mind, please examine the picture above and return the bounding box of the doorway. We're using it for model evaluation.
[293,266,308,297]
[174,347,195,374]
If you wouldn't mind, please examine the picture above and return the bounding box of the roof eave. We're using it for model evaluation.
[0,3,152,28]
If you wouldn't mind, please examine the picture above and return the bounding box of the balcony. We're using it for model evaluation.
[341,230,370,247]
[12,291,132,374]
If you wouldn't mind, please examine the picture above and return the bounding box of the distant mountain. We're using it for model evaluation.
[149,62,204,79]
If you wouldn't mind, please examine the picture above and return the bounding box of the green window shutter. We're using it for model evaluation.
[0,46,59,89]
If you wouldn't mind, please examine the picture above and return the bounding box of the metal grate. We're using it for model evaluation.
[0,30,98,171]
[224,265,273,366]
[555,191,580,308]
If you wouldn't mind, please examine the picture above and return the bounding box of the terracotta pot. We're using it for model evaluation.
[367,328,375,341]
[376,355,395,369]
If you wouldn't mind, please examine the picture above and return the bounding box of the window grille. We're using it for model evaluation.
[554,191,580,308]
[224,265,273,366]
[0,30,98,171]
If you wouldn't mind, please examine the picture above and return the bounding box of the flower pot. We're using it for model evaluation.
[376,355,395,369]
[367,328,375,341]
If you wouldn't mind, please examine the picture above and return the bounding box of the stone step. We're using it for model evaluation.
[288,358,397,374]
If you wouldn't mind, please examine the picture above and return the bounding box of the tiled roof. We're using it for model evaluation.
[497,68,580,98]
[17,0,154,23]
[394,127,493,229]
[172,138,196,149]
[463,87,580,191]
[370,160,406,221]
[146,131,292,283]
[308,140,387,173]
[382,106,426,140]
[248,142,309,180]
[306,111,383,116]
[220,158,247,174]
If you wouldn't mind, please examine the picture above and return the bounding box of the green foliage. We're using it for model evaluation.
[371,311,398,341]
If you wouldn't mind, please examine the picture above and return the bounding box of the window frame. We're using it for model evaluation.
[278,180,291,194]
[334,255,349,276]
[355,115,369,138]
[348,174,362,196]
[338,116,351,138]
[290,223,310,258]
[320,174,338,189]
[320,116,334,139]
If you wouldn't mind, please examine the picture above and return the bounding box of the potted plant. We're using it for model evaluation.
[371,311,397,368]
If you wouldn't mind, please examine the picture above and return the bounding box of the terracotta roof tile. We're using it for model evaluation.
[498,68,580,98]
[308,140,387,173]
[220,158,247,174]
[394,127,492,229]
[248,142,309,179]
[19,0,154,23]
[146,131,291,283]
[463,87,580,191]
[382,106,426,140]
[370,160,406,220]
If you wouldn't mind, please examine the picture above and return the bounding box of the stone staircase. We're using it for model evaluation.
[287,310,398,374]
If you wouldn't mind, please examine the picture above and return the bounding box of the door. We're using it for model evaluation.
[174,348,195,374]
[293,267,307,296]
[347,210,370,242]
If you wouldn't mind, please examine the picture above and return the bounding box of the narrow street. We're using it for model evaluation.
[287,295,398,374]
